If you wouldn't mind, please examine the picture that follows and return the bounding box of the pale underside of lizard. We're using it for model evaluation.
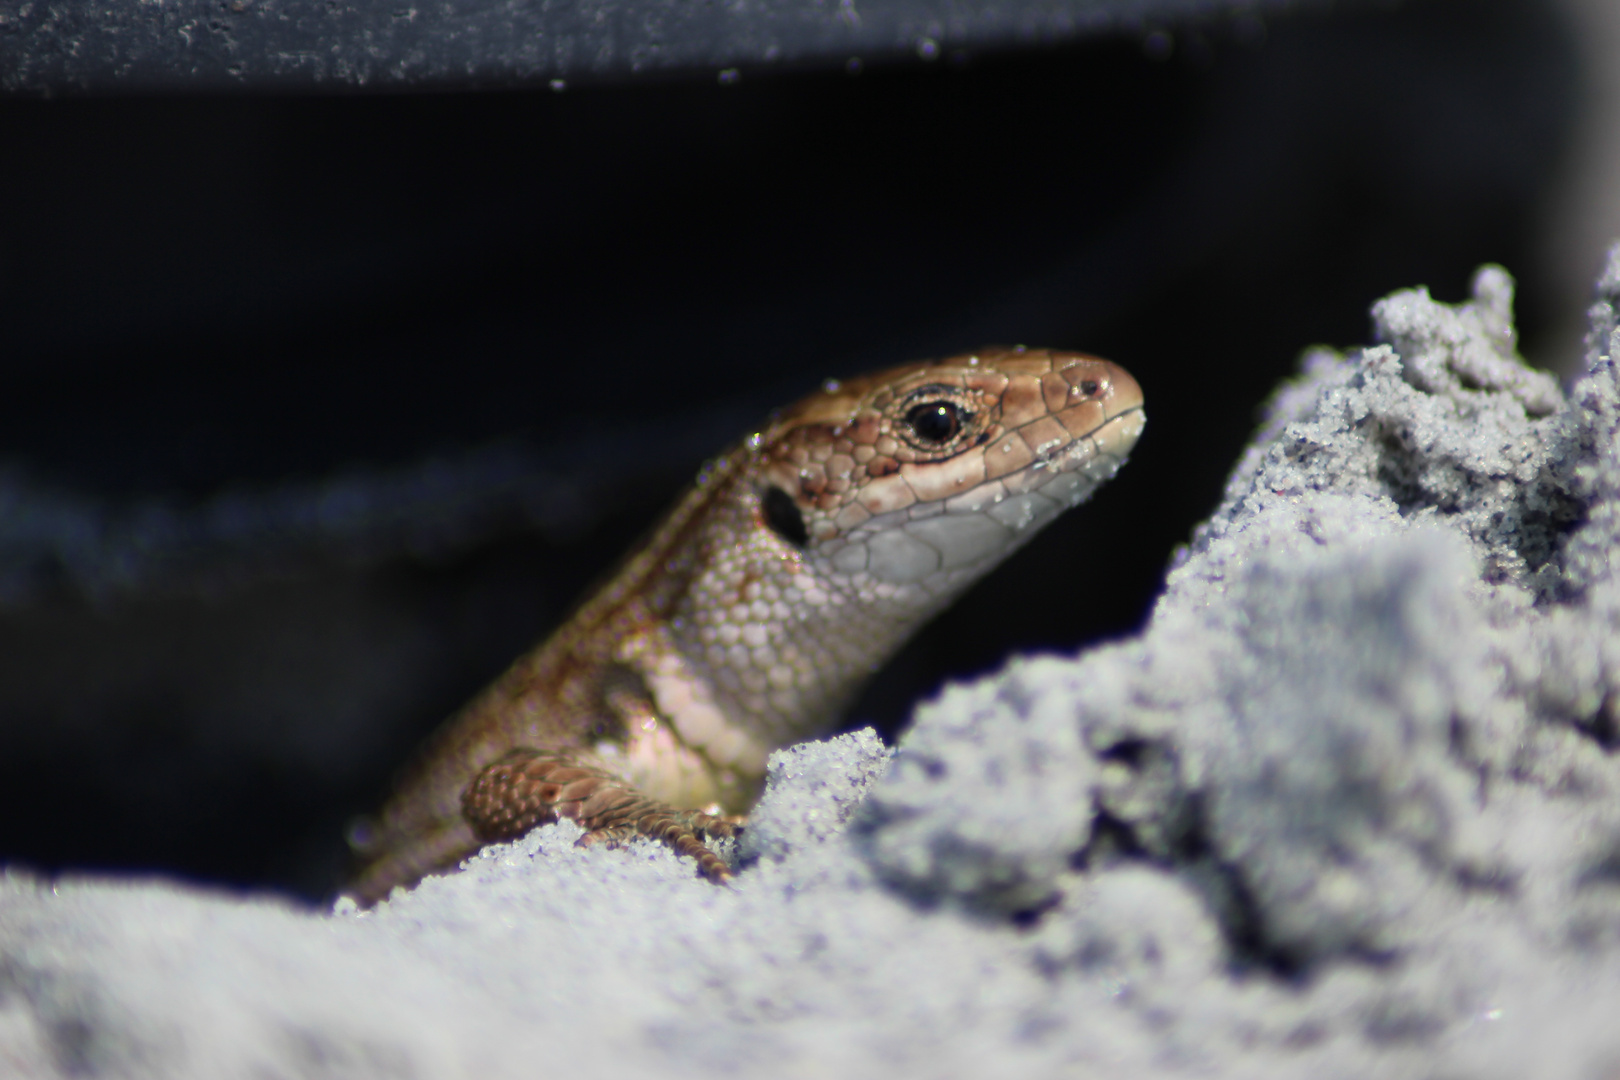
[347,346,1144,903]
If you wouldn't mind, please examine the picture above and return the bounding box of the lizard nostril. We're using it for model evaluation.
[1078,379,1101,396]
[761,485,809,547]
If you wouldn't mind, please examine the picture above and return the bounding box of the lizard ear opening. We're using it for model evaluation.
[761,486,809,548]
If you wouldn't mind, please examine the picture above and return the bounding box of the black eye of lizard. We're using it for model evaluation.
[762,485,808,547]
[904,401,964,444]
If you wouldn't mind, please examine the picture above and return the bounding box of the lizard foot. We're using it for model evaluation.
[462,749,737,882]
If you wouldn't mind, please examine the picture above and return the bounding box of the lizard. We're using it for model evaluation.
[347,346,1144,903]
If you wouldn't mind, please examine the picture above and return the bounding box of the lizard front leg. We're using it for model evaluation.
[462,749,739,882]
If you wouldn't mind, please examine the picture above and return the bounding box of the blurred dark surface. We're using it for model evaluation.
[0,0,1298,93]
[0,0,1579,900]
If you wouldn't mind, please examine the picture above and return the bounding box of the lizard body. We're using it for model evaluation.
[348,346,1143,902]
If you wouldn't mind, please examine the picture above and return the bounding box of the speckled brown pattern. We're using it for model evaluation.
[462,750,738,883]
[348,346,1143,903]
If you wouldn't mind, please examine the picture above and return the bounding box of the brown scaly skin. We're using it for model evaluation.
[347,346,1144,903]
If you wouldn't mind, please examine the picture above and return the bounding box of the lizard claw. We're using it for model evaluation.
[578,821,734,883]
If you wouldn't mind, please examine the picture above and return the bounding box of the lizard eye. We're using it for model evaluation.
[904,400,965,445]
[761,485,808,547]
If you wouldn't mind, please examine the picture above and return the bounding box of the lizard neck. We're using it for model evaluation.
[664,460,957,756]
[586,440,935,810]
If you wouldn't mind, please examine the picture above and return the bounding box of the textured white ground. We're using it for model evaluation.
[8,252,1620,1079]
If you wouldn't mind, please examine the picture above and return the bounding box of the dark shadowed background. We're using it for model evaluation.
[0,0,1586,899]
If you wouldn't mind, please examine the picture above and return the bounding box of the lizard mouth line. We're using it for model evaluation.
[1086,404,1145,441]
[1038,406,1145,469]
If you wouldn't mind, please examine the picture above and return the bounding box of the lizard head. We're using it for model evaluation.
[749,345,1144,589]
